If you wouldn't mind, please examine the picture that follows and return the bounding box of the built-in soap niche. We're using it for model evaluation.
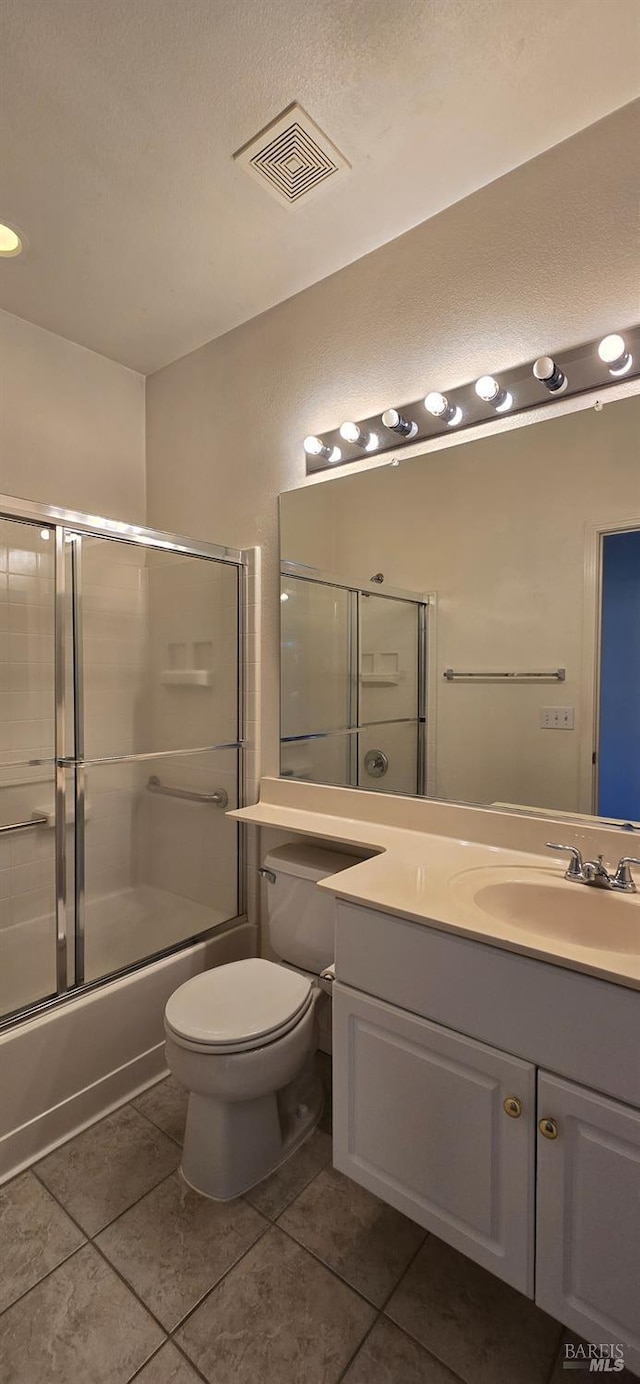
[360,652,403,685]
[161,640,214,687]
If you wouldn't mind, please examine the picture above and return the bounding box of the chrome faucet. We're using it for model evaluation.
[546,844,640,893]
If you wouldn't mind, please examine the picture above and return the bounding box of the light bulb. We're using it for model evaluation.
[533,357,567,393]
[475,376,499,402]
[424,392,462,427]
[303,435,342,463]
[304,434,324,455]
[0,223,22,257]
[339,422,379,451]
[598,334,632,376]
[40,529,50,541]
[475,375,512,411]
[381,408,418,439]
[280,591,289,602]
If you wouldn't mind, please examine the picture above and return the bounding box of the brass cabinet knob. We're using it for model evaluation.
[503,1096,522,1118]
[539,1117,558,1140]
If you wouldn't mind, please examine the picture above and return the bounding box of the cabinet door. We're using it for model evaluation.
[536,1073,640,1375]
[333,982,536,1295]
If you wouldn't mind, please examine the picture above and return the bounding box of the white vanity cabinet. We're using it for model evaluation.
[333,985,536,1294]
[332,900,640,1373]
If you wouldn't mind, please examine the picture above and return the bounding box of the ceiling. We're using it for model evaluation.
[1,0,638,375]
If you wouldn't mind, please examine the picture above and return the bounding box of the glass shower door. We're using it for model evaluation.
[72,534,242,985]
[0,519,58,1018]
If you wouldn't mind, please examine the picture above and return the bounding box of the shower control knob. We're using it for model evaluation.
[364,749,389,778]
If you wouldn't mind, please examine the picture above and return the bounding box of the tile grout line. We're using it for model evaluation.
[0,1240,88,1323]
[381,1279,564,1384]
[130,1094,185,1148]
[31,1156,182,1244]
[244,1139,333,1221]
[337,1230,468,1384]
[125,1340,171,1384]
[335,1314,381,1383]
[272,1194,429,1315]
[372,1230,481,1384]
[159,1336,213,1384]
[165,1216,277,1341]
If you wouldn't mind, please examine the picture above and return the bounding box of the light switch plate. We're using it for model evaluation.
[540,706,575,729]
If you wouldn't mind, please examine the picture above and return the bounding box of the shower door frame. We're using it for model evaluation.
[0,492,249,1032]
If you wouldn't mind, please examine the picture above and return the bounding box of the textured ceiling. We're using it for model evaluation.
[1,0,639,374]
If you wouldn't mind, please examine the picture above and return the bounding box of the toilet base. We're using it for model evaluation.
[180,1059,324,1201]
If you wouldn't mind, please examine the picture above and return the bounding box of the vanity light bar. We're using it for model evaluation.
[303,325,640,474]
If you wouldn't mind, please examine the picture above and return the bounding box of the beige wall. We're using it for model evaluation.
[0,309,145,522]
[145,102,640,783]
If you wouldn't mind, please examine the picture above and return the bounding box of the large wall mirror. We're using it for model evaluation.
[279,392,640,827]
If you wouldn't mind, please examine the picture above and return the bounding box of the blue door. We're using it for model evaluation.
[597,530,640,821]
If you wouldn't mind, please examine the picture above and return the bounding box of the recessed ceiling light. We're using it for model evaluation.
[0,223,23,257]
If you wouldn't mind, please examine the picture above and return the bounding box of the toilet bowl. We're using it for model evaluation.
[164,843,361,1200]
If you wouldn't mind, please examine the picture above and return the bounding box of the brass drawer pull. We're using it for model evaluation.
[503,1096,522,1118]
[539,1117,558,1140]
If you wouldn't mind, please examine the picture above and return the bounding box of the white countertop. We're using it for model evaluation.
[232,781,640,992]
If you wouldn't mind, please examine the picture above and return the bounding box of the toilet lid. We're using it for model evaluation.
[164,957,313,1048]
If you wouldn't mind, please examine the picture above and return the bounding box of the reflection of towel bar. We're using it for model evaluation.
[443,668,566,682]
[0,814,48,835]
[146,776,229,808]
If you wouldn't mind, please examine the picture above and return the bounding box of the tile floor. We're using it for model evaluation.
[0,1058,635,1384]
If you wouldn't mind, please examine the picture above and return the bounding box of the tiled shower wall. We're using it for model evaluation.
[0,524,56,942]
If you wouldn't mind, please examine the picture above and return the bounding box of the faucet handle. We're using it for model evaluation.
[613,857,640,892]
[546,843,585,880]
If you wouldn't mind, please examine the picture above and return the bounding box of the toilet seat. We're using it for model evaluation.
[164,957,314,1055]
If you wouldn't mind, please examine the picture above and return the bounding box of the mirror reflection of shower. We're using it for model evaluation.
[280,563,430,795]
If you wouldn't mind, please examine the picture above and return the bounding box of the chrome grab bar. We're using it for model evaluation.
[146,775,229,808]
[0,814,48,835]
[444,668,566,681]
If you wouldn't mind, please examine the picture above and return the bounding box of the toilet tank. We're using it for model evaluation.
[262,842,363,974]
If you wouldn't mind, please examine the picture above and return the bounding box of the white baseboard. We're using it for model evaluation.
[2,1042,169,1182]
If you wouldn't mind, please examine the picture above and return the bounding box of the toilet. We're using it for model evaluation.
[164,842,361,1200]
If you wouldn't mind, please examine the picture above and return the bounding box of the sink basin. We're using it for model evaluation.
[451,866,640,956]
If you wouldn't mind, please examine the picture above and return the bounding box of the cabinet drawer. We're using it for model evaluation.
[333,982,535,1295]
[335,901,640,1107]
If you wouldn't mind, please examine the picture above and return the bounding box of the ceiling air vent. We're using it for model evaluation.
[233,103,350,208]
